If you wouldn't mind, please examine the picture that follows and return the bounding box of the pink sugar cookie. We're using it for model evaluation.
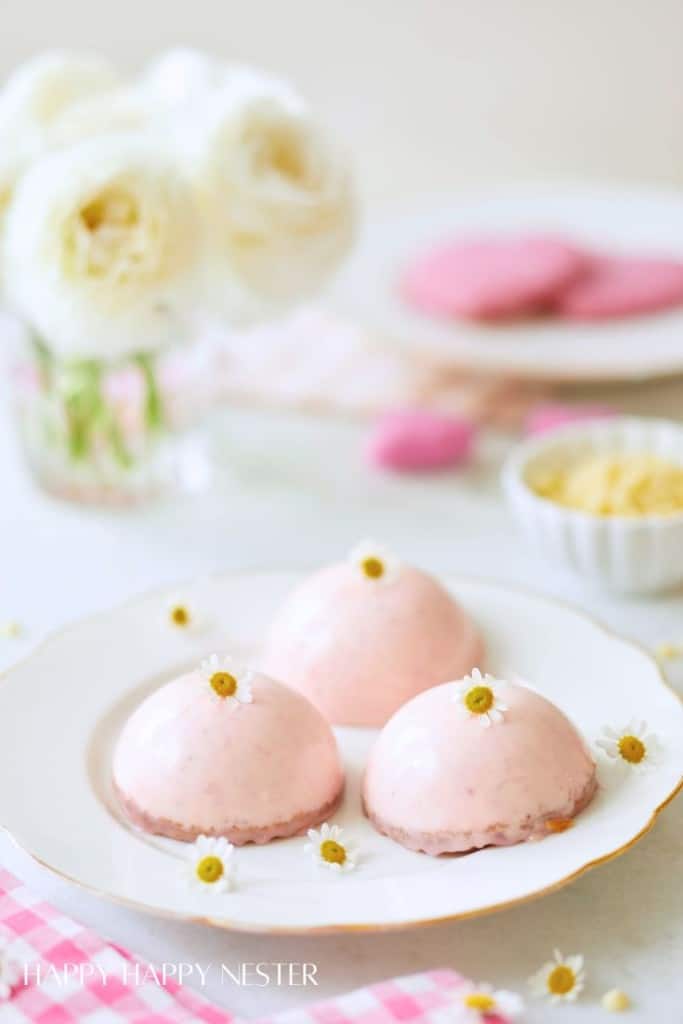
[525,402,617,437]
[401,236,587,320]
[555,254,683,320]
[366,409,476,472]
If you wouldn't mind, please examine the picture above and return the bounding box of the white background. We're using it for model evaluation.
[2,0,683,211]
[2,3,683,1020]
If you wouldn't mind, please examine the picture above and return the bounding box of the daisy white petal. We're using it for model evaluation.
[529,949,585,1004]
[199,654,254,706]
[184,834,235,894]
[305,824,358,873]
[452,672,508,727]
[457,983,524,1020]
[596,722,663,772]
[348,540,401,584]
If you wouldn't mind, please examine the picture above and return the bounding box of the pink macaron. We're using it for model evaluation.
[366,409,476,472]
[401,236,588,321]
[554,254,683,320]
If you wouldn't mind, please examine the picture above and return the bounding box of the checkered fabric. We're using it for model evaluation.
[0,870,511,1023]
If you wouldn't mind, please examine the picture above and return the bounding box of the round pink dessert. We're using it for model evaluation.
[113,670,344,843]
[260,563,483,727]
[363,679,596,855]
[554,254,683,320]
[401,236,587,321]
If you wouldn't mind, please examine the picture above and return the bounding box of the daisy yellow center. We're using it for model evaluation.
[618,735,645,764]
[210,671,237,698]
[361,556,385,579]
[170,605,190,627]
[547,965,576,996]
[465,685,494,715]
[320,840,347,865]
[196,855,224,884]
[464,992,495,1011]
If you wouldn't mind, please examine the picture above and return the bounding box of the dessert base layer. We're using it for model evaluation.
[363,773,598,856]
[115,781,345,845]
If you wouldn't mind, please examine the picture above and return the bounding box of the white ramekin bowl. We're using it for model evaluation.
[502,417,683,594]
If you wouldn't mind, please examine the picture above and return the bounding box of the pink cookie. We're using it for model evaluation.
[525,402,617,437]
[401,236,587,320]
[555,254,683,320]
[366,409,476,472]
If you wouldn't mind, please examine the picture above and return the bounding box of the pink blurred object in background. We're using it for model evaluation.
[524,401,617,436]
[366,408,476,472]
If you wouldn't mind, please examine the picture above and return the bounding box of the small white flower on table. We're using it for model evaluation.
[454,982,524,1021]
[529,949,585,1004]
[348,540,401,584]
[452,669,508,728]
[184,835,235,894]
[165,595,199,632]
[200,654,254,706]
[596,720,663,772]
[305,823,358,873]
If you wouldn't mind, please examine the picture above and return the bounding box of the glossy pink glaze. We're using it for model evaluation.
[113,671,344,843]
[260,565,484,727]
[363,680,596,855]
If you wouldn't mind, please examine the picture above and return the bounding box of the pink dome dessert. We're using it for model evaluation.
[363,673,596,855]
[113,658,344,844]
[260,543,484,727]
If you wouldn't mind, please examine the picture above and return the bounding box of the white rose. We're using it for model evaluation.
[3,135,201,361]
[0,50,117,139]
[0,52,119,280]
[141,48,228,108]
[48,86,159,148]
[188,79,355,320]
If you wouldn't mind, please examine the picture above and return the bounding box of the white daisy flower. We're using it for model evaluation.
[596,720,663,772]
[452,669,508,728]
[529,949,585,1004]
[165,595,198,632]
[0,945,21,1000]
[348,540,401,584]
[455,982,524,1021]
[184,835,235,893]
[304,823,358,873]
[200,653,254,705]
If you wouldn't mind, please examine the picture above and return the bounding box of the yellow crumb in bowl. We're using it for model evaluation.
[531,453,683,517]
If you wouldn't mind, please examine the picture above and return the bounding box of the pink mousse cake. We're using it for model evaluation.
[363,674,596,855]
[260,543,484,727]
[113,666,344,843]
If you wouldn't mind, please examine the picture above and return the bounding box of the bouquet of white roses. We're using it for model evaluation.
[0,49,355,499]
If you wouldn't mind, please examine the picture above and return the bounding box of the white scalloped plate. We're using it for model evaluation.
[328,186,683,380]
[0,572,681,933]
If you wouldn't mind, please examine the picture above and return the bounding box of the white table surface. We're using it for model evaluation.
[1,373,683,1023]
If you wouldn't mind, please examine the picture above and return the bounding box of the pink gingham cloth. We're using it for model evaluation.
[0,869,512,1023]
